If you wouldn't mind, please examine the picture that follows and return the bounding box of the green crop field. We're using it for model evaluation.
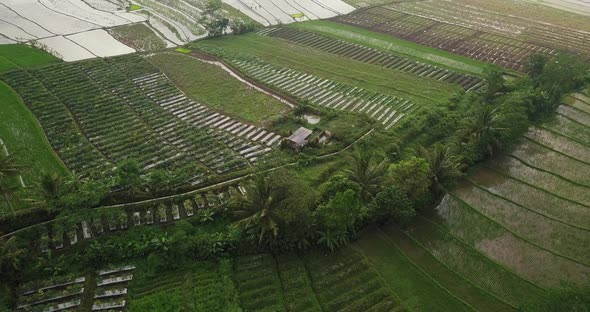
[192,33,461,106]
[289,20,496,76]
[354,229,474,312]
[1,1,589,311]
[128,260,239,311]
[149,52,290,125]
[0,82,67,182]
[0,44,59,73]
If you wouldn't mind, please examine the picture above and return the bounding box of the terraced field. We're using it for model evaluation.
[193,30,462,131]
[230,57,416,130]
[348,98,590,311]
[333,0,590,71]
[128,261,238,311]
[0,54,281,180]
[258,27,484,91]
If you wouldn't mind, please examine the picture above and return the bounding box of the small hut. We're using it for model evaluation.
[286,127,313,149]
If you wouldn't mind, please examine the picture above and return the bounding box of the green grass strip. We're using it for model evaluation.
[288,20,495,76]
[175,47,192,54]
[449,193,590,267]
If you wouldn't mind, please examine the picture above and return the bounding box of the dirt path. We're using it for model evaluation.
[188,50,298,108]
[1,127,375,239]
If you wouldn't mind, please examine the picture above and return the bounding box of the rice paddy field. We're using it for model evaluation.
[191,25,477,132]
[2,1,590,311]
[414,102,590,303]
[332,0,590,71]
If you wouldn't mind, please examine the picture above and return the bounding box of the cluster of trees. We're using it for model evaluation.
[229,145,453,251]
[227,54,589,252]
[200,0,259,37]
[397,54,588,169]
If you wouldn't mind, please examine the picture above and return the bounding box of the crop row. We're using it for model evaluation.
[275,254,322,312]
[487,155,590,207]
[333,6,558,71]
[258,27,485,91]
[32,62,187,173]
[543,113,590,147]
[525,127,590,163]
[80,57,246,176]
[92,266,135,311]
[468,167,590,230]
[385,1,590,59]
[230,57,417,130]
[134,0,205,41]
[508,138,590,186]
[16,276,85,312]
[233,254,286,311]
[114,54,281,164]
[302,248,398,311]
[0,70,112,176]
[405,209,546,307]
[1,52,281,178]
[38,184,245,253]
[557,105,590,128]
[433,193,590,287]
[452,182,590,266]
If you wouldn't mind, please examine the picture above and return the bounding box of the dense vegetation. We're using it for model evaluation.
[0,2,589,307]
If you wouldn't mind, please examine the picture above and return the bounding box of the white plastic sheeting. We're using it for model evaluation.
[0,0,144,61]
[222,0,354,26]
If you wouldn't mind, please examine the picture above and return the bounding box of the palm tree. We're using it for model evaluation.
[346,150,387,201]
[232,175,286,244]
[462,106,506,156]
[38,172,65,202]
[0,152,25,214]
[420,144,461,194]
[64,171,86,193]
[0,237,26,280]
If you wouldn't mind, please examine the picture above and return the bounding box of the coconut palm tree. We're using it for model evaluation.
[0,152,25,214]
[346,150,387,201]
[0,237,26,280]
[38,172,66,204]
[462,106,507,156]
[232,175,287,244]
[420,144,462,194]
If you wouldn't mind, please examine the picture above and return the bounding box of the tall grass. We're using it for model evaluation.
[435,195,590,288]
[452,183,590,265]
[469,167,590,229]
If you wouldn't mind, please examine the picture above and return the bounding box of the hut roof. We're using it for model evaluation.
[287,127,313,146]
